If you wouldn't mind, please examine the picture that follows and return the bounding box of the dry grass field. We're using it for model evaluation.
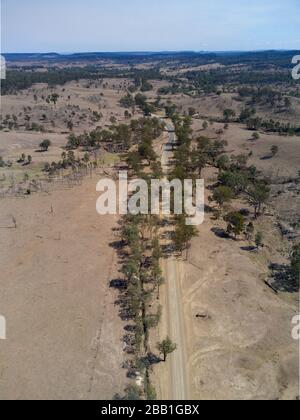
[0,51,299,400]
[151,127,299,400]
[0,175,127,400]
[1,78,134,133]
[158,92,300,124]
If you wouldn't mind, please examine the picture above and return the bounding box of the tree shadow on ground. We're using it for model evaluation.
[139,353,161,368]
[110,278,127,289]
[124,324,136,333]
[211,227,230,239]
[241,245,257,252]
[161,243,174,258]
[206,182,219,191]
[205,204,214,213]
[109,240,124,250]
[269,263,299,293]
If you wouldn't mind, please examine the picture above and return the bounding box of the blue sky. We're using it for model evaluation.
[1,0,300,53]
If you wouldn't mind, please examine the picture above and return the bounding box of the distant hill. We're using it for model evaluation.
[3,50,299,68]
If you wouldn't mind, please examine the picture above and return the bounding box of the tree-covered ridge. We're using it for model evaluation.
[2,50,300,95]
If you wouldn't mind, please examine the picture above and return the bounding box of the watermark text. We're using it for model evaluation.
[292,55,300,80]
[0,315,6,340]
[0,55,6,80]
[292,314,300,340]
[96,172,204,226]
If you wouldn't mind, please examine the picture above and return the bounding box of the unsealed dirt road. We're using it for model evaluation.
[162,257,189,400]
[159,122,189,400]
[157,121,299,400]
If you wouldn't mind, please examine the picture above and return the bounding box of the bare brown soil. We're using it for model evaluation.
[183,213,298,400]
[1,73,299,400]
[150,119,299,401]
[0,176,127,400]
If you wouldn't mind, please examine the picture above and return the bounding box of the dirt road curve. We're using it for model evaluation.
[160,121,189,400]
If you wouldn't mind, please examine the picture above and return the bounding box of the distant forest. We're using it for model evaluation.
[4,50,300,66]
[1,50,299,95]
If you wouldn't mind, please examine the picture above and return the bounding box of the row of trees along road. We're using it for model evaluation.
[114,118,177,401]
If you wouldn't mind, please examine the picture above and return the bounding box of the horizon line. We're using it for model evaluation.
[3,48,300,56]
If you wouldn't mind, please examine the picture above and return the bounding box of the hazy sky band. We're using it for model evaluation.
[2,0,300,53]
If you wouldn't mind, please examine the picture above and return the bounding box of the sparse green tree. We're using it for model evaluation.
[224,212,245,239]
[284,97,291,109]
[123,385,141,401]
[83,153,90,163]
[50,93,59,107]
[255,231,263,249]
[223,108,236,122]
[245,222,255,242]
[126,151,142,174]
[216,154,230,170]
[146,384,157,401]
[271,145,279,157]
[39,139,51,152]
[290,244,300,283]
[67,120,74,131]
[202,121,208,130]
[174,216,198,254]
[212,186,233,209]
[157,337,177,362]
[188,107,196,117]
[247,183,270,218]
